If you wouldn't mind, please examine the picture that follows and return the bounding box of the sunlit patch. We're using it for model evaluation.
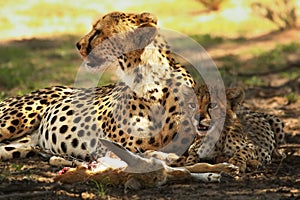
[221,7,250,23]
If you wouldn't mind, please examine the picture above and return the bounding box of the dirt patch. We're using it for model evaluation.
[0,146,300,199]
[1,88,299,200]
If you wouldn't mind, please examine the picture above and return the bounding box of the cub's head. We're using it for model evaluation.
[76,11,158,70]
[193,85,245,133]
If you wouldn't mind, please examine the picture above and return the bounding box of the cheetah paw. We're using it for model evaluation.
[217,162,239,175]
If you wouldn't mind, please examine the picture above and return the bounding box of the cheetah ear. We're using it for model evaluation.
[226,87,245,102]
[226,87,245,109]
[108,11,123,19]
[132,13,158,49]
[139,12,158,25]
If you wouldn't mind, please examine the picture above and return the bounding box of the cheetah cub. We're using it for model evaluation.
[186,85,285,173]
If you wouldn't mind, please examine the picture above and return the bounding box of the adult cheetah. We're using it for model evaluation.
[0,12,201,162]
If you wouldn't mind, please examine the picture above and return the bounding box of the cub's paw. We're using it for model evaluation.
[246,159,262,171]
[228,158,246,173]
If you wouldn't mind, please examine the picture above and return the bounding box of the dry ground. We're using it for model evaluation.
[0,93,299,200]
[0,30,300,200]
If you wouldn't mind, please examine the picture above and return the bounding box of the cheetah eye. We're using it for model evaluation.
[188,103,196,109]
[208,103,218,109]
[89,29,102,42]
[95,29,102,36]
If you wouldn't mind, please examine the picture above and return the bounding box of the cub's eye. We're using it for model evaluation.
[208,103,218,109]
[188,103,196,109]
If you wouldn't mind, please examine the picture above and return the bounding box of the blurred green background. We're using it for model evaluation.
[0,0,289,39]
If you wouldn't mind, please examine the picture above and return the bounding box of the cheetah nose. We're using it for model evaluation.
[199,116,206,122]
[76,42,81,50]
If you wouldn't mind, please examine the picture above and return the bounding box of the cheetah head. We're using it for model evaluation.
[194,85,245,133]
[76,11,158,71]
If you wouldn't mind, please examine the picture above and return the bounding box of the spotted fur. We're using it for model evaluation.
[184,85,285,172]
[0,12,198,161]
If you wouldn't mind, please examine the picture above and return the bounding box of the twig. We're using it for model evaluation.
[274,154,286,176]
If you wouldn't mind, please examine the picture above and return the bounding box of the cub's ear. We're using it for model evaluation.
[226,87,245,111]
[226,87,245,103]
[132,13,158,49]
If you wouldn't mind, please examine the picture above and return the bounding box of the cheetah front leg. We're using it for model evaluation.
[227,145,266,173]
